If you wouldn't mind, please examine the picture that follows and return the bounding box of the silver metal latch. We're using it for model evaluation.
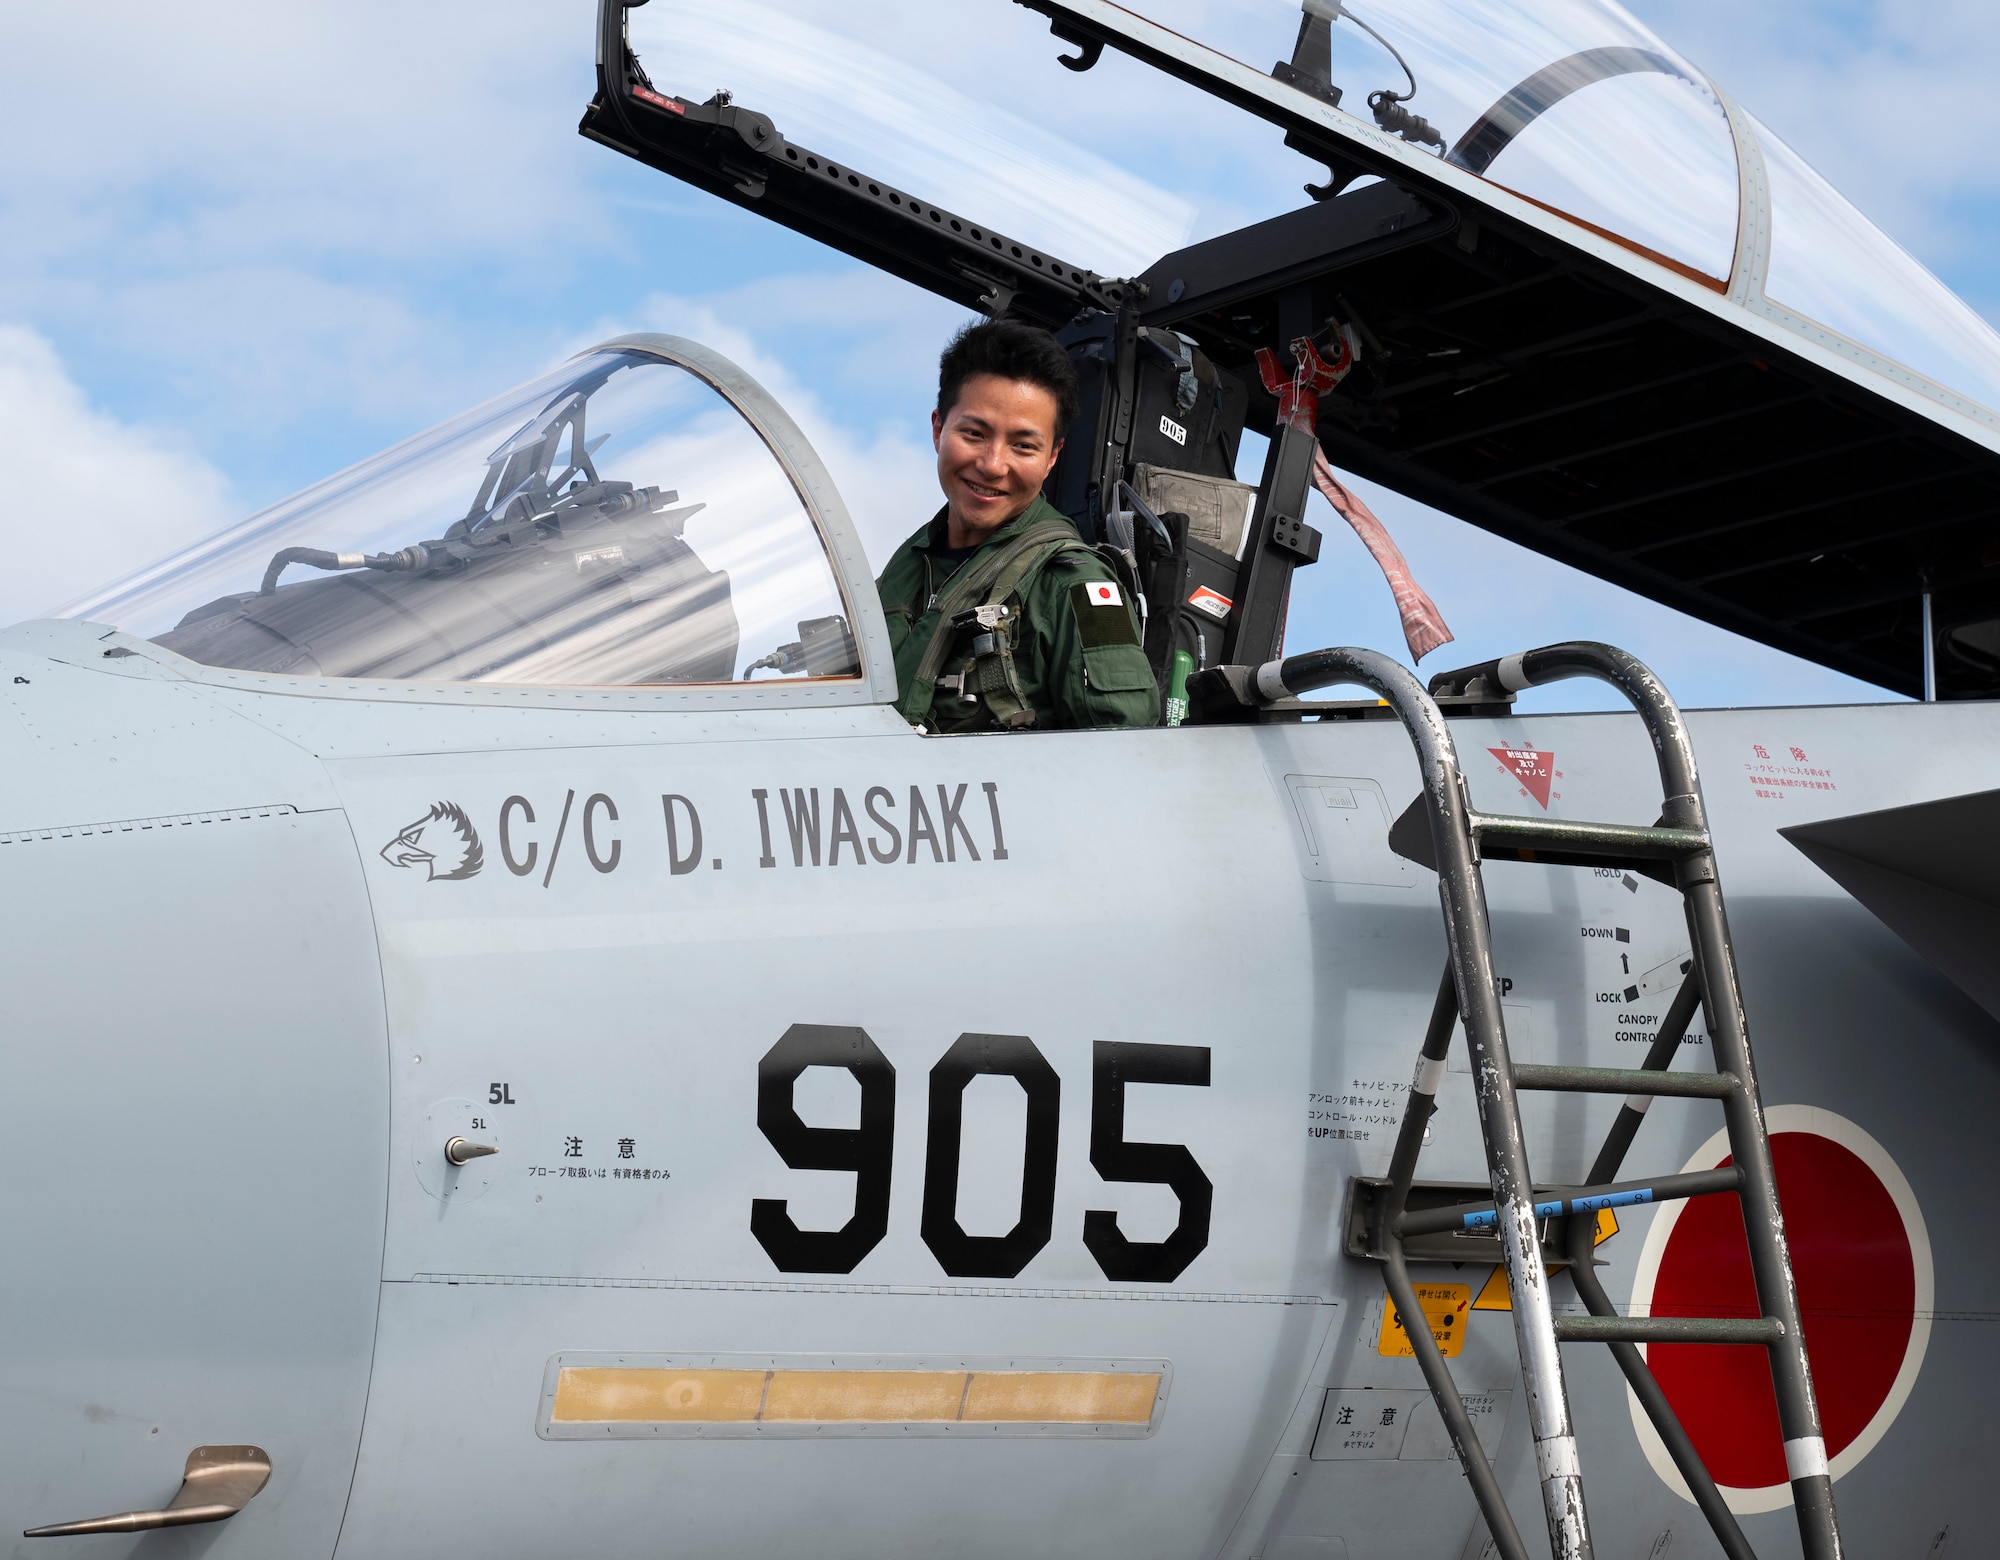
[26,1446,272,1537]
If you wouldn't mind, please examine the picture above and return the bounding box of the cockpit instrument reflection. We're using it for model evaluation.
[70,346,858,686]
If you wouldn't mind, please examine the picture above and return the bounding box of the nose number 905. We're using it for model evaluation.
[751,1024,1212,1285]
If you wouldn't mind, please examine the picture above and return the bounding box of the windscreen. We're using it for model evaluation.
[61,350,859,687]
[1756,118,2000,416]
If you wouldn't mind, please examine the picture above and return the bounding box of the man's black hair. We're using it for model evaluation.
[936,318,1080,436]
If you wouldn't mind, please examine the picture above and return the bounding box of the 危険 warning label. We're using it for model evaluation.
[1742,742,1837,802]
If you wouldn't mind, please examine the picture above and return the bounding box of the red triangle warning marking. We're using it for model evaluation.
[1489,747,1556,809]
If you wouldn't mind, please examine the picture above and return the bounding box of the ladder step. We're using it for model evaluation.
[1553,1316,1784,1345]
[1472,813,1708,866]
[1395,1167,1741,1238]
[1386,799,1691,886]
[1512,1064,1740,1100]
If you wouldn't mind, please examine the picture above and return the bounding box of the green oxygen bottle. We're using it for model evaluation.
[1164,649,1194,727]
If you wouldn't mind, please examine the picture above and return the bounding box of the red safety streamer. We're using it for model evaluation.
[1311,448,1456,662]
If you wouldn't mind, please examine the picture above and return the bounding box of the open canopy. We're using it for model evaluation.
[585,0,2000,699]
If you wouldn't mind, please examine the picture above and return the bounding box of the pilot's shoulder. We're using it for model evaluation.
[873,520,936,589]
[1021,543,1114,614]
[1019,548,1140,653]
[1030,544,1101,587]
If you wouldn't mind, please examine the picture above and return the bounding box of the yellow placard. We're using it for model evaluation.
[1473,1208,1621,1311]
[1473,1264,1519,1312]
[1378,1283,1471,1357]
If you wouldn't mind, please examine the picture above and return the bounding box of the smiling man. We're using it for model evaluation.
[876,320,1160,732]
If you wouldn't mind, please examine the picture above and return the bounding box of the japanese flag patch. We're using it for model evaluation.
[1069,579,1141,648]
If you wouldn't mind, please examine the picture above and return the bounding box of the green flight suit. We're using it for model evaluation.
[876,497,1160,732]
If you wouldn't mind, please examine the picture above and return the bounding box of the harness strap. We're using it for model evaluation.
[904,517,1083,727]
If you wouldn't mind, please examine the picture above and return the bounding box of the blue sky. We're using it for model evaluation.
[3,0,1994,711]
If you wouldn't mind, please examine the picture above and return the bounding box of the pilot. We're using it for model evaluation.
[877,319,1160,732]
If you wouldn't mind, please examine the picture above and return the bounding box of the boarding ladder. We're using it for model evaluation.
[1248,642,1842,1560]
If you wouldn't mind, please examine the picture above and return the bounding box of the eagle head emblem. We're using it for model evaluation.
[381,801,485,881]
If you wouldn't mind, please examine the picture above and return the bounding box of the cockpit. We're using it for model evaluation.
[591,0,2000,702]
[62,339,865,690]
[51,0,2000,705]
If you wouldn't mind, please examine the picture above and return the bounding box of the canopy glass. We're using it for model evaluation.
[633,0,2000,420]
[1147,0,2000,419]
[61,349,859,686]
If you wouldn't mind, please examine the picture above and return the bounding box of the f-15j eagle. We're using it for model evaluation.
[3,3,1994,1559]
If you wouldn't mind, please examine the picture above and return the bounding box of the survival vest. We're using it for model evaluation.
[890,514,1140,731]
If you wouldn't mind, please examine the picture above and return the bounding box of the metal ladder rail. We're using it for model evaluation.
[1427,642,1841,1560]
[1255,644,1844,1560]
[1375,980,1766,1560]
[1378,967,1534,1560]
[1564,970,1759,1560]
[1378,985,1776,1560]
[1249,646,1593,1560]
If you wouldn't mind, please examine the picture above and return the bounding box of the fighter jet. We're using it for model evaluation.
[2,2,1993,1558]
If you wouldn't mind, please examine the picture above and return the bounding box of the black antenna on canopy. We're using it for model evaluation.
[1273,0,1446,153]
[1272,0,1343,106]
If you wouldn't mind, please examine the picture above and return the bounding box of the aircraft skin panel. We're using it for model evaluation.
[329,724,1320,1293]
[2,636,1994,1556]
[325,720,1338,1558]
[0,621,347,827]
[0,648,389,1559]
[192,683,922,763]
[308,696,1991,1557]
[337,1285,1330,1559]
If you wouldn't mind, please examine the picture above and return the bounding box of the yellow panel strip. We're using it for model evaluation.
[762,1370,967,1423]
[553,1367,768,1424]
[962,1368,1160,1424]
[551,1367,1158,1426]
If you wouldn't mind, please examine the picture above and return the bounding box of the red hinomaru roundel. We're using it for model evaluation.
[1627,1106,1932,1513]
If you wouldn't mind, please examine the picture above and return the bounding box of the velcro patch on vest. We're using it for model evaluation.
[1070,581,1139,649]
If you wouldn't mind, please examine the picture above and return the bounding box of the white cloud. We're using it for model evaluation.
[0,0,612,509]
[0,0,590,267]
[0,326,230,626]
